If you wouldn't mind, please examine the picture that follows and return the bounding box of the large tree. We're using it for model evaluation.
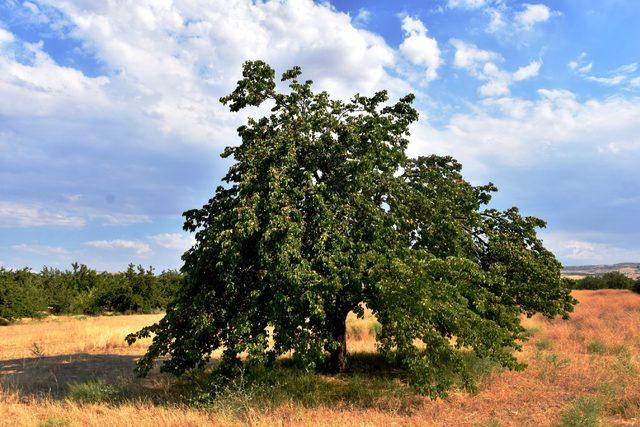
[128,61,575,397]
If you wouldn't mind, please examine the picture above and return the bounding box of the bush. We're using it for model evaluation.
[66,379,117,404]
[0,263,183,321]
[569,272,636,291]
[0,268,47,320]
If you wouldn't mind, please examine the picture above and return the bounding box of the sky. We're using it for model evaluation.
[1,0,639,271]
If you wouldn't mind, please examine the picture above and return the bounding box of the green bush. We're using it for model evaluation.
[0,263,183,321]
[66,379,117,404]
[570,272,636,291]
[0,268,47,320]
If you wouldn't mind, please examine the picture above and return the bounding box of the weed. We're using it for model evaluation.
[535,337,553,351]
[556,397,603,427]
[523,325,541,338]
[38,418,70,427]
[476,418,502,427]
[586,341,607,355]
[30,342,45,358]
[66,379,117,404]
[539,353,571,381]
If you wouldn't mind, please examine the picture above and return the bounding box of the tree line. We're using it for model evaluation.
[566,271,640,292]
[0,263,181,322]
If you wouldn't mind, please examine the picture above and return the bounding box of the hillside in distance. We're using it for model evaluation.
[562,262,640,279]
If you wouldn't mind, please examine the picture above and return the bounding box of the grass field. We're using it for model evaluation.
[1,290,639,426]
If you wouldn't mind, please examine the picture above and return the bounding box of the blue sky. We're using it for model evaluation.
[1,0,639,271]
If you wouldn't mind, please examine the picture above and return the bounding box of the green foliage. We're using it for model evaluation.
[128,61,576,397]
[569,272,636,291]
[0,268,47,320]
[0,264,182,320]
[557,397,603,427]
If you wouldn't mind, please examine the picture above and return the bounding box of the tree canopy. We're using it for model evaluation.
[127,61,576,398]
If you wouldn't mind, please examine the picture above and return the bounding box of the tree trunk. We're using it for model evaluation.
[328,313,348,373]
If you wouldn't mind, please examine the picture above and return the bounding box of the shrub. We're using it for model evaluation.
[66,379,117,404]
[570,272,635,291]
[586,341,607,355]
[0,264,184,320]
[557,397,603,427]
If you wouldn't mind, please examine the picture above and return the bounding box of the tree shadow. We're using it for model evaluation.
[0,353,180,402]
[0,351,425,414]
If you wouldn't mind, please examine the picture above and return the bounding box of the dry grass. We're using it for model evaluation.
[1,290,639,426]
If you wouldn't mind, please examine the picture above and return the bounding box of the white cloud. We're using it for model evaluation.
[447,0,488,10]
[0,27,15,44]
[485,7,506,33]
[399,16,442,82]
[98,213,151,226]
[353,8,371,26]
[147,233,195,251]
[513,61,542,81]
[0,39,111,118]
[0,0,420,242]
[569,54,640,88]
[450,38,501,72]
[85,239,151,255]
[0,201,85,228]
[409,91,640,174]
[515,3,555,30]
[450,39,540,97]
[586,75,626,86]
[2,0,411,155]
[446,1,557,33]
[11,243,69,257]
[541,232,640,265]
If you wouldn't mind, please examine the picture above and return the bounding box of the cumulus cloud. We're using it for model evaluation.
[0,27,14,43]
[399,16,441,82]
[450,39,540,97]
[514,3,557,30]
[409,90,640,169]
[0,0,418,240]
[450,38,501,72]
[85,239,151,255]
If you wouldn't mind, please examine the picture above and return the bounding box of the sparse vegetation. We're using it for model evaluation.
[557,397,603,427]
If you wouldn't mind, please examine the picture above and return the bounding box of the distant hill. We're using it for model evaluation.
[562,263,640,279]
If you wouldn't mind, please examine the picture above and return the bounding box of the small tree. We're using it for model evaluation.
[128,61,576,397]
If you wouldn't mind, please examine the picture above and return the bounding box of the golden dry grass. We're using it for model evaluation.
[1,290,639,426]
